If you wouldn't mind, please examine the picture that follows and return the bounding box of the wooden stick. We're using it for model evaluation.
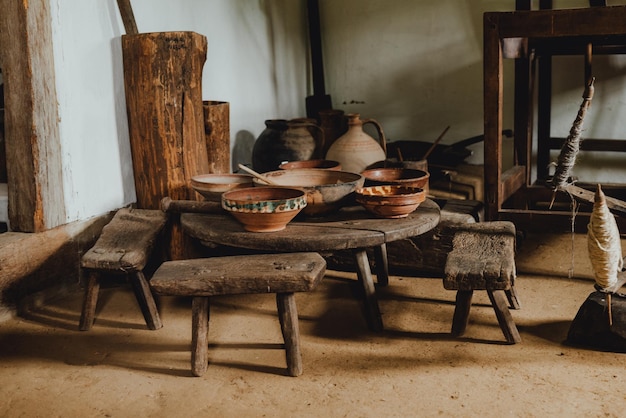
[160,197,223,214]
[422,125,450,160]
[117,0,138,35]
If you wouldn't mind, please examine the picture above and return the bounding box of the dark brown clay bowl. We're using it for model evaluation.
[252,169,364,216]
[355,185,426,218]
[361,167,430,194]
[221,187,306,232]
[279,159,342,171]
[191,173,254,201]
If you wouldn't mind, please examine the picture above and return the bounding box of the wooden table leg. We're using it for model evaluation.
[276,292,303,377]
[191,297,210,377]
[374,244,389,287]
[353,248,383,332]
[488,289,522,344]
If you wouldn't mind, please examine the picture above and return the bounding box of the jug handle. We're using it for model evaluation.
[361,118,387,156]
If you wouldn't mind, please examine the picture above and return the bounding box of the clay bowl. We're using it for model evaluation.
[191,173,254,201]
[279,159,342,171]
[253,169,364,216]
[221,187,306,232]
[361,167,430,195]
[355,185,426,218]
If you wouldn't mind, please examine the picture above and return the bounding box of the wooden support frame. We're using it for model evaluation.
[483,6,626,227]
[0,0,64,232]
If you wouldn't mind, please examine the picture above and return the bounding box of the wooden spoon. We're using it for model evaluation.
[237,164,278,185]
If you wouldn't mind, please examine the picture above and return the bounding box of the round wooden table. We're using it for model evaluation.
[180,199,440,332]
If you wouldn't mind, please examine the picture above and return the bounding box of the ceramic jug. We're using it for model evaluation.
[252,118,323,173]
[325,113,387,173]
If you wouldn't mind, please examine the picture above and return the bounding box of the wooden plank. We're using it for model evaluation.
[500,165,527,205]
[81,208,167,271]
[564,184,626,218]
[150,252,326,296]
[203,101,231,174]
[488,6,626,39]
[0,0,63,232]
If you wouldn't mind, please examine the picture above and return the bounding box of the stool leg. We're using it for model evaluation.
[374,244,389,287]
[276,292,302,377]
[191,297,210,377]
[79,271,100,331]
[487,290,521,344]
[451,290,473,337]
[506,285,522,310]
[130,271,162,330]
[353,248,383,332]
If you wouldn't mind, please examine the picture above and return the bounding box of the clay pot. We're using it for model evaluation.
[355,185,426,218]
[325,113,387,174]
[252,118,323,173]
[221,187,307,232]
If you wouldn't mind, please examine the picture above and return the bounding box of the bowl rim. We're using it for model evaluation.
[191,173,254,186]
[361,167,429,180]
[356,185,425,197]
[253,169,364,187]
[222,186,306,201]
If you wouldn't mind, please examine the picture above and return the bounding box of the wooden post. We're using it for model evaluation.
[202,100,230,174]
[122,31,210,259]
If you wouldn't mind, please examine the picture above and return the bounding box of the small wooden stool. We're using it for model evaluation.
[443,221,521,343]
[79,208,167,331]
[150,252,326,377]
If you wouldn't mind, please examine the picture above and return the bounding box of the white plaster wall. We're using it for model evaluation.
[48,0,626,224]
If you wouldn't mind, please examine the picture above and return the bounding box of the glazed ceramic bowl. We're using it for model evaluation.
[355,185,426,218]
[221,187,306,232]
[361,167,430,195]
[279,159,342,171]
[191,173,254,201]
[253,169,364,216]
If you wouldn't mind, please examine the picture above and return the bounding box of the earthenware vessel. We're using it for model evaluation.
[252,118,323,173]
[325,113,386,174]
[355,185,426,218]
[221,187,306,232]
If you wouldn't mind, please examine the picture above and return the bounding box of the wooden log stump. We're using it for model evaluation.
[203,100,231,175]
[122,31,209,260]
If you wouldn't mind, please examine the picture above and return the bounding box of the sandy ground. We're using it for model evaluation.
[1,233,626,417]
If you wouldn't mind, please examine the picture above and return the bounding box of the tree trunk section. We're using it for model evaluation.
[203,101,230,174]
[122,31,210,259]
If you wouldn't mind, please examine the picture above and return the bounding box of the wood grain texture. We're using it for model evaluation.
[81,208,167,271]
[151,252,326,296]
[203,101,230,174]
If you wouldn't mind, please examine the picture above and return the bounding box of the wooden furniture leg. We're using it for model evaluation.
[191,296,210,377]
[129,271,162,330]
[488,290,522,343]
[79,271,100,331]
[277,292,303,377]
[451,290,473,337]
[353,248,383,332]
[373,244,389,287]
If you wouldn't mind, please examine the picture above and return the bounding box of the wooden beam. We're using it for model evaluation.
[0,0,64,232]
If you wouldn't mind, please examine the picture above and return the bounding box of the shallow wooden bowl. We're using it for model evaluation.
[355,185,426,218]
[191,173,254,201]
[361,167,430,194]
[279,159,342,171]
[221,187,306,232]
[253,169,364,216]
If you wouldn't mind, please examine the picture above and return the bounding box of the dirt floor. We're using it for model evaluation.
[1,232,626,417]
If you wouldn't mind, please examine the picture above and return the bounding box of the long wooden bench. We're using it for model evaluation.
[79,208,167,331]
[150,252,326,377]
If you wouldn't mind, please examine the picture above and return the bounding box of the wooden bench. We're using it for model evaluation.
[79,208,167,331]
[443,221,521,343]
[150,252,326,377]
